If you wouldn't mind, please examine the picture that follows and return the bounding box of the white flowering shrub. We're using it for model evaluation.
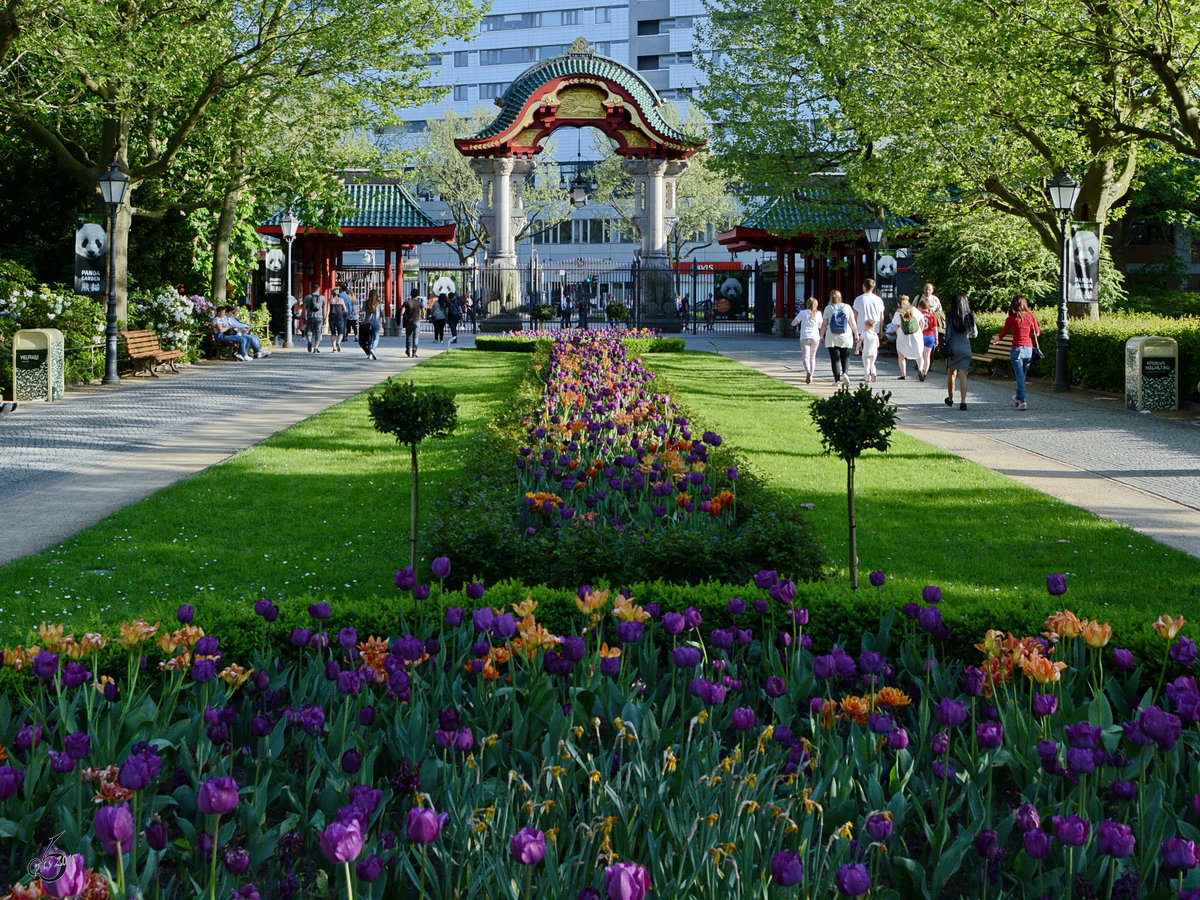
[0,283,107,391]
[130,286,194,352]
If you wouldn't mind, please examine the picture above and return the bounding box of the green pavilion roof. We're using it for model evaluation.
[739,182,919,237]
[468,48,694,146]
[263,182,444,231]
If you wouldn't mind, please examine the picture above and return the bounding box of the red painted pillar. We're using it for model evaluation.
[774,244,785,318]
[384,244,394,316]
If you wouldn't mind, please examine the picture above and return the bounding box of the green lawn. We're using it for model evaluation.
[0,348,1196,647]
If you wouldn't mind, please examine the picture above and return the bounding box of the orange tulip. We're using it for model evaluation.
[1044,610,1083,639]
[1154,614,1186,641]
[1080,620,1113,649]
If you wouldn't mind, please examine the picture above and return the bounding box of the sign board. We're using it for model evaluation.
[73,223,106,296]
[264,248,285,295]
[1143,357,1175,377]
[1068,222,1101,304]
[16,349,47,370]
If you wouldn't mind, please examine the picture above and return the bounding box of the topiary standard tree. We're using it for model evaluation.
[368,379,458,573]
[809,384,898,590]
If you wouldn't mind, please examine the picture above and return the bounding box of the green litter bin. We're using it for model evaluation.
[12,328,65,402]
[1125,336,1178,411]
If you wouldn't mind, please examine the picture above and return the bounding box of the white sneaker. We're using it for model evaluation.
[255,350,271,358]
[234,352,248,361]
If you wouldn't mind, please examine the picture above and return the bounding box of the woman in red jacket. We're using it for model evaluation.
[997,295,1041,410]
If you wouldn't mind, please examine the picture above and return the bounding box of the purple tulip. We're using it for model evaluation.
[976,722,1003,750]
[395,567,417,590]
[731,707,756,731]
[42,848,86,898]
[932,760,956,780]
[510,827,547,865]
[320,818,364,864]
[1112,647,1133,670]
[1046,573,1067,596]
[407,807,448,844]
[466,582,485,600]
[770,580,796,606]
[118,755,151,791]
[764,676,787,698]
[604,862,650,900]
[492,613,518,641]
[869,570,885,587]
[1096,820,1135,858]
[62,661,91,689]
[1032,693,1058,717]
[145,820,169,851]
[308,602,331,620]
[835,862,870,896]
[662,612,685,635]
[357,853,384,882]
[887,728,909,750]
[94,803,135,854]
[1140,705,1183,750]
[770,850,803,886]
[1167,677,1200,723]
[1171,636,1199,667]
[754,569,778,590]
[232,888,260,900]
[1023,828,1052,859]
[1111,780,1138,802]
[177,604,195,624]
[197,776,239,816]
[224,846,251,875]
[1163,838,1200,870]
[64,732,91,761]
[32,649,59,681]
[431,557,451,579]
[1067,747,1096,775]
[413,584,431,600]
[975,829,1001,861]
[601,655,620,677]
[866,813,893,841]
[727,597,746,616]
[341,749,363,774]
[1052,814,1089,847]
[616,621,644,643]
[922,585,942,604]
[935,699,967,728]
[472,608,496,633]
[1015,804,1040,833]
[932,732,950,755]
[1064,721,1101,749]
[672,646,703,668]
[812,655,836,680]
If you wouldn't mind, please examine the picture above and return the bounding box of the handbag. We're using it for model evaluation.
[1030,315,1045,360]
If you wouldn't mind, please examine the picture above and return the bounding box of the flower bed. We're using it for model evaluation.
[431,336,826,586]
[2,568,1198,899]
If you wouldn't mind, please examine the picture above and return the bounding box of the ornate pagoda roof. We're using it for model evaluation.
[259,181,454,245]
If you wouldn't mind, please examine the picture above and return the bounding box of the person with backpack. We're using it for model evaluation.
[917,297,939,381]
[820,289,859,386]
[430,293,448,342]
[304,290,326,353]
[446,292,462,344]
[890,295,925,379]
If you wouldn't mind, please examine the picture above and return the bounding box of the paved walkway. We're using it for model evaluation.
[1,330,1198,564]
[681,333,1200,559]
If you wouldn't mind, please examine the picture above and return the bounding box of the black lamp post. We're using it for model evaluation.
[1046,171,1081,393]
[863,221,884,286]
[280,211,299,348]
[99,161,130,385]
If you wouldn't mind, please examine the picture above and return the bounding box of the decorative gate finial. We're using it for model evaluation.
[569,37,593,56]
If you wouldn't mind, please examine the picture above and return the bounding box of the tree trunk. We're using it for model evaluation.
[410,443,419,575]
[847,458,858,590]
[210,141,244,304]
[114,200,132,322]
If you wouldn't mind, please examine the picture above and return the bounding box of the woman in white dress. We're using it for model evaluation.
[790,296,823,384]
[890,294,925,379]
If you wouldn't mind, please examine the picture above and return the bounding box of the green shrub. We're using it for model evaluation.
[529,303,556,323]
[975,308,1200,402]
[0,282,106,394]
[475,336,545,353]
[1120,290,1200,319]
[624,336,686,354]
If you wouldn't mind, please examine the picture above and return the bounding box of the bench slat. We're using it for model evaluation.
[118,330,184,375]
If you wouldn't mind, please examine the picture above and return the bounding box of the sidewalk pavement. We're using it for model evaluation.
[677,333,1200,560]
[0,334,464,566]
[1,330,1198,565]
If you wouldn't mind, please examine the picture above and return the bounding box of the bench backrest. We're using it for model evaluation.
[987,334,1014,355]
[119,330,163,356]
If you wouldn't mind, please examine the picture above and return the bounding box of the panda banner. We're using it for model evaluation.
[73,223,106,296]
[1068,222,1101,304]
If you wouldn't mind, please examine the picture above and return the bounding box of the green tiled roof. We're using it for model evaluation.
[265,182,443,230]
[465,44,696,146]
[739,181,919,237]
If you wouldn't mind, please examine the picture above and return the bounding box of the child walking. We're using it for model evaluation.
[858,319,879,383]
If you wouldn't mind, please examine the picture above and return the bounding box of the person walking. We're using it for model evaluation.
[943,293,977,410]
[917,296,939,381]
[344,291,360,338]
[304,290,326,353]
[997,295,1041,410]
[430,293,448,343]
[703,293,715,332]
[789,296,823,384]
[360,290,384,360]
[852,278,885,380]
[446,291,462,344]
[857,318,879,384]
[559,293,572,330]
[890,295,924,379]
[401,288,423,358]
[327,289,347,352]
[820,289,858,386]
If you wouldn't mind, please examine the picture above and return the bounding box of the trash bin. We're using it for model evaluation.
[12,328,65,402]
[1125,336,1178,411]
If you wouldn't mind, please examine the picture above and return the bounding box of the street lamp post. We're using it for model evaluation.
[280,211,300,348]
[98,162,130,385]
[863,221,884,288]
[1046,171,1081,393]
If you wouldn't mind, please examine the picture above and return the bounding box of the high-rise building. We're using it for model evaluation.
[383,0,750,269]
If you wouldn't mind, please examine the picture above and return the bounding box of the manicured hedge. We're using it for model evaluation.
[975,309,1200,403]
[474,334,685,354]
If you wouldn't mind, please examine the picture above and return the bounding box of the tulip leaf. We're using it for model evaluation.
[931,830,973,897]
[0,816,21,839]
[891,856,929,899]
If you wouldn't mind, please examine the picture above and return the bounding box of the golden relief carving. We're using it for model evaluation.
[512,127,543,149]
[620,129,651,148]
[554,86,609,119]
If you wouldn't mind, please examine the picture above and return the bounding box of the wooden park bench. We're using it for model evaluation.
[119,329,184,377]
[971,334,1014,379]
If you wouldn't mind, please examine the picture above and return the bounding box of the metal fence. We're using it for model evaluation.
[392,261,776,334]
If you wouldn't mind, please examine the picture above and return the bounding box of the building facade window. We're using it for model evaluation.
[426,53,443,66]
[454,51,469,67]
[595,6,612,22]
[637,55,659,71]
[453,85,469,101]
[479,82,508,99]
[481,47,537,65]
[636,19,660,35]
[482,12,540,30]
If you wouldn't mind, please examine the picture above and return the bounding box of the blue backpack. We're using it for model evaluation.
[828,306,848,334]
